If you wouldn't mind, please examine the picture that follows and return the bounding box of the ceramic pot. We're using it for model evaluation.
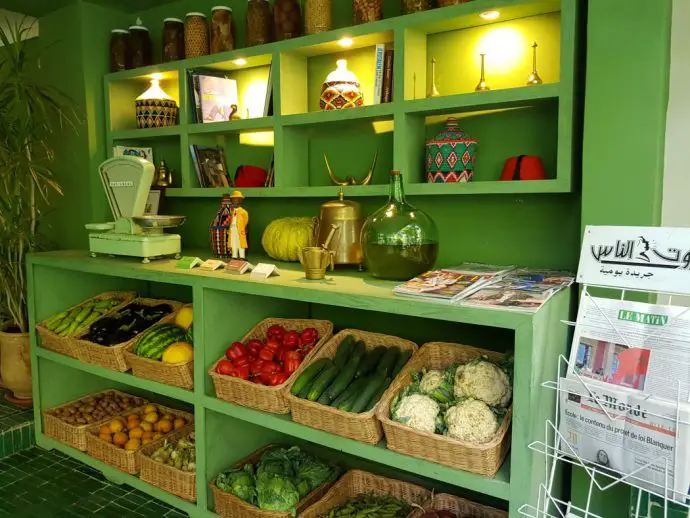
[320,59,363,110]
[0,323,32,401]
[425,117,478,183]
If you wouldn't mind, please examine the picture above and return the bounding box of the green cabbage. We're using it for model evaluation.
[256,471,300,515]
[215,464,256,504]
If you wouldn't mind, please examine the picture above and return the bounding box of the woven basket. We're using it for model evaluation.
[208,318,333,414]
[285,329,418,444]
[86,404,194,474]
[36,292,136,359]
[376,342,513,477]
[300,469,430,518]
[72,298,183,372]
[410,493,508,518]
[124,323,193,390]
[43,390,148,452]
[211,444,336,518]
[139,426,197,501]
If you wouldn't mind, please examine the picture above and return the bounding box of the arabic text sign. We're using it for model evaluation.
[578,226,690,294]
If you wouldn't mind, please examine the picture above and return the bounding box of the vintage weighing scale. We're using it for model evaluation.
[86,156,185,263]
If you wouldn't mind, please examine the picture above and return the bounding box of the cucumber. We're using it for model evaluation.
[44,311,69,331]
[297,379,314,399]
[306,363,339,401]
[290,358,331,395]
[355,346,386,378]
[365,377,392,411]
[391,350,412,378]
[377,347,400,377]
[351,376,388,413]
[349,340,366,365]
[324,357,361,403]
[333,335,355,368]
[316,391,332,405]
[332,376,370,409]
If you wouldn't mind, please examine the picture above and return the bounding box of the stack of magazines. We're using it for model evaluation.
[394,263,574,312]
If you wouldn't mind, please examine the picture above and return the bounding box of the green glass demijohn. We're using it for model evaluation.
[360,170,439,280]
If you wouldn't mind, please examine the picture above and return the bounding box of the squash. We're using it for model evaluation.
[261,217,315,262]
[162,342,193,364]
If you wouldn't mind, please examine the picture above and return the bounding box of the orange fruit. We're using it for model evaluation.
[128,419,141,430]
[99,425,111,436]
[142,431,153,440]
[129,427,143,439]
[173,418,186,430]
[127,413,139,422]
[142,438,153,446]
[143,404,157,415]
[109,420,124,434]
[113,432,128,446]
[157,419,173,434]
[140,421,153,432]
[124,438,141,451]
[144,412,159,424]
[98,433,113,443]
[162,414,173,422]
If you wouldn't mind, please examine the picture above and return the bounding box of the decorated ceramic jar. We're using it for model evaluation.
[425,117,477,183]
[320,59,363,110]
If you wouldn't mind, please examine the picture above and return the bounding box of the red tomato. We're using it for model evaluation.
[246,339,263,357]
[250,358,265,376]
[282,331,300,350]
[259,345,276,362]
[226,342,247,361]
[268,372,289,386]
[259,361,280,383]
[267,325,285,340]
[275,347,287,364]
[235,365,250,380]
[300,328,318,346]
[284,358,301,375]
[234,356,250,368]
[216,359,234,376]
[265,337,282,349]
[251,376,264,384]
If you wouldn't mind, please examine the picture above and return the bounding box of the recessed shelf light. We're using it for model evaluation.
[480,10,500,20]
[338,37,354,48]
[233,58,248,66]
[150,72,163,80]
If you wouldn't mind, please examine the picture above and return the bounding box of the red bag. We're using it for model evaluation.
[234,165,267,188]
[500,155,546,181]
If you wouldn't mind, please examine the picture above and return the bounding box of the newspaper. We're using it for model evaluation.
[568,296,690,402]
[558,376,690,502]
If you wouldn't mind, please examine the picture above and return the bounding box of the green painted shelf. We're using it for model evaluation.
[109,125,183,140]
[187,117,275,134]
[166,185,390,198]
[404,179,568,195]
[281,104,395,127]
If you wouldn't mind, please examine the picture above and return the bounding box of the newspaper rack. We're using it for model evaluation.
[521,226,690,518]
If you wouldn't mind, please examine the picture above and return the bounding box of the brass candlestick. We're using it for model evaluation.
[526,41,543,85]
[475,53,490,92]
[428,57,440,98]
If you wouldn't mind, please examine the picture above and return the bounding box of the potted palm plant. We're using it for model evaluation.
[0,19,79,403]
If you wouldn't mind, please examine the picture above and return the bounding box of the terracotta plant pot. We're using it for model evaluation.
[0,323,32,401]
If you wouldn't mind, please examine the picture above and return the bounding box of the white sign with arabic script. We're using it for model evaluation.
[578,226,690,294]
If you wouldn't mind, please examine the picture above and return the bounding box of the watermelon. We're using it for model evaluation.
[136,324,186,360]
[185,323,194,345]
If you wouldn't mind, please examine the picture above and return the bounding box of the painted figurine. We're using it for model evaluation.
[222,191,249,259]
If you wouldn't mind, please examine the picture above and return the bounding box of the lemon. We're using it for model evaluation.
[174,306,193,330]
[162,342,193,364]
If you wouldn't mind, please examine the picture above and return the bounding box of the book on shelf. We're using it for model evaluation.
[264,155,275,187]
[462,269,575,312]
[381,49,394,103]
[393,263,515,303]
[187,71,201,123]
[190,145,231,188]
[225,260,254,275]
[373,44,386,105]
[263,63,274,117]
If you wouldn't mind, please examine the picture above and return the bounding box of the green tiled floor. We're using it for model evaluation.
[0,390,33,433]
[0,447,188,517]
[0,389,35,458]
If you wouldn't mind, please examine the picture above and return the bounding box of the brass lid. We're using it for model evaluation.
[319,189,362,220]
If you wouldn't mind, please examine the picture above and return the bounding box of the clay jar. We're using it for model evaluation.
[353,0,382,24]
[128,23,152,69]
[211,6,235,53]
[274,0,302,41]
[246,0,272,47]
[162,18,184,62]
[402,0,430,13]
[185,12,209,58]
[109,29,129,72]
[305,0,332,34]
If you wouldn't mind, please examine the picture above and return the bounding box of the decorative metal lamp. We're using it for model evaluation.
[475,53,490,92]
[135,76,179,129]
[526,41,544,85]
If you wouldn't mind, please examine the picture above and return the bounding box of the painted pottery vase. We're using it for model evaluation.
[0,324,31,401]
[361,171,438,280]
[425,117,477,183]
[320,59,364,110]
[185,12,209,58]
[135,98,178,129]
[209,195,233,257]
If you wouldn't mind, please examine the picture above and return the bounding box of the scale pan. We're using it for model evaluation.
[132,215,186,229]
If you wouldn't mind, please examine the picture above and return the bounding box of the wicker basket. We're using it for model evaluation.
[36,292,136,359]
[138,426,197,502]
[376,342,513,477]
[410,493,508,518]
[285,329,418,444]
[43,390,148,452]
[300,469,430,518]
[124,323,193,390]
[208,318,333,414]
[86,404,194,474]
[211,444,336,518]
[73,298,183,372]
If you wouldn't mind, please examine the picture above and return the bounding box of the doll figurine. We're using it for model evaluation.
[222,191,249,259]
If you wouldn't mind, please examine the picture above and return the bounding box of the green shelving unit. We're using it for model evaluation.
[104,0,578,197]
[28,250,571,517]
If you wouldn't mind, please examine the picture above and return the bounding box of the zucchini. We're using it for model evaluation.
[355,346,386,378]
[333,335,355,368]
[391,350,412,378]
[290,358,331,395]
[307,363,339,401]
[297,379,314,399]
[365,377,392,411]
[350,340,366,364]
[351,376,388,413]
[377,347,400,377]
[331,376,369,408]
[324,357,361,403]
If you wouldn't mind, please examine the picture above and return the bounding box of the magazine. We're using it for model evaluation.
[190,145,230,188]
[197,75,238,123]
[393,263,515,303]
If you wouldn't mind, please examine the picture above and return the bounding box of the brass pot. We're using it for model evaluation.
[315,190,363,266]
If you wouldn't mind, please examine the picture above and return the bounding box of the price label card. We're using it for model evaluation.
[250,263,281,280]
[176,257,202,269]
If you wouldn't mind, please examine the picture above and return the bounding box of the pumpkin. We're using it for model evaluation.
[261,217,315,262]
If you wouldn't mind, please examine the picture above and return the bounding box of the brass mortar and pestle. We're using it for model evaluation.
[298,224,338,280]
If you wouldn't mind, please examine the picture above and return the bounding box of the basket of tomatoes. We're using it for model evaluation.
[208,318,333,414]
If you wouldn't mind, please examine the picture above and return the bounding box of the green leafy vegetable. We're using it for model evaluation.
[256,471,300,515]
[215,464,256,504]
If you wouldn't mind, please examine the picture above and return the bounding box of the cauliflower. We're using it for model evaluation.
[419,369,454,404]
[392,394,440,434]
[454,360,512,407]
[445,399,498,444]
[420,370,444,393]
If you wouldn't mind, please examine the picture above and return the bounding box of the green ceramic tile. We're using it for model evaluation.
[2,432,12,456]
